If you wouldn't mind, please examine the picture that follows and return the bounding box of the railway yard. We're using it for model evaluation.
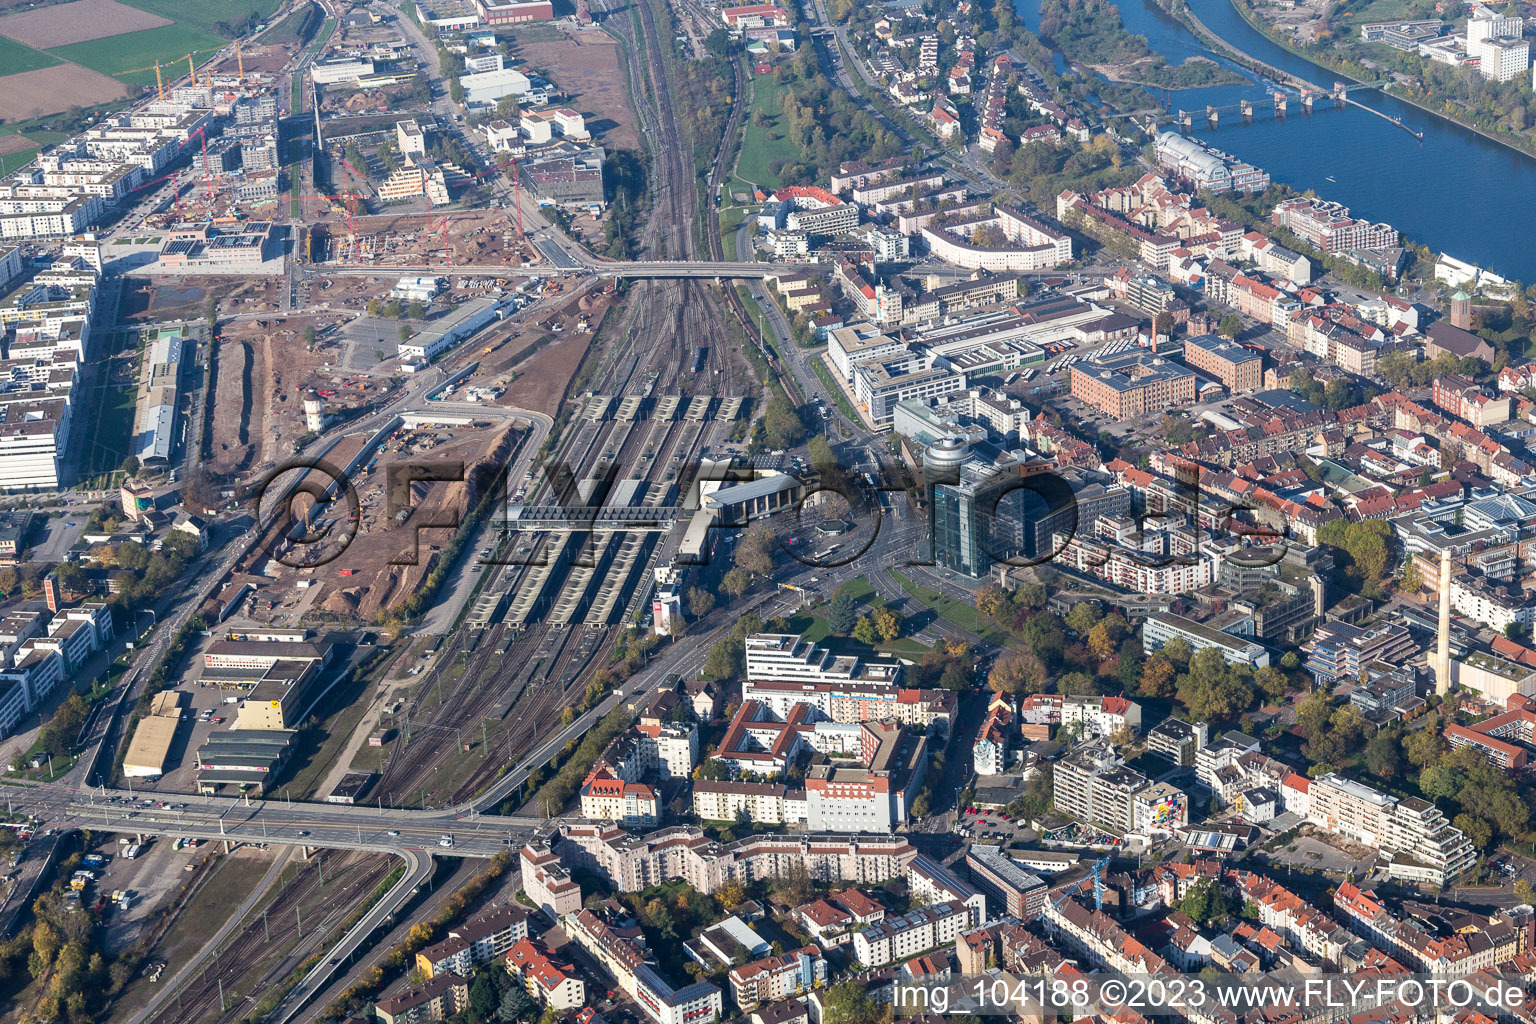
[362,277,750,809]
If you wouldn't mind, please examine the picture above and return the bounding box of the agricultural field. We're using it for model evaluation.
[0,34,60,72]
[0,65,126,123]
[0,0,169,48]
[121,0,281,37]
[47,24,228,87]
[0,0,281,122]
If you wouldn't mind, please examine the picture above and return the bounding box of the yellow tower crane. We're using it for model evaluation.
[111,49,220,99]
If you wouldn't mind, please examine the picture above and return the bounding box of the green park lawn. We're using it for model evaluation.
[735,73,799,188]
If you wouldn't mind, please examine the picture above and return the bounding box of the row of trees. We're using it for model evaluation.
[977,581,1298,727]
[759,48,905,186]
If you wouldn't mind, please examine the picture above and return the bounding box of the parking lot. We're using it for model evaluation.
[956,807,1036,845]
[126,634,251,796]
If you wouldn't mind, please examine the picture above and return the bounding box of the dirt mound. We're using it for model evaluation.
[323,587,363,614]
[464,424,520,508]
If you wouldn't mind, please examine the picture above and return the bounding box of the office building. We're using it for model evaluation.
[826,323,901,383]
[964,845,1047,919]
[925,437,1058,578]
[1183,333,1262,391]
[1070,352,1196,421]
[1144,612,1271,668]
[396,119,427,156]
[1303,621,1416,685]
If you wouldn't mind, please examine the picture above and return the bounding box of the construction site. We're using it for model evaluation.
[310,209,542,268]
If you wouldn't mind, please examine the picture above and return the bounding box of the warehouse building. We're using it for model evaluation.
[523,148,605,207]
[195,730,296,794]
[123,715,179,778]
[398,295,512,363]
[131,324,188,466]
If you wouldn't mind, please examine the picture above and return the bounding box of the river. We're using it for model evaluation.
[1016,0,1536,284]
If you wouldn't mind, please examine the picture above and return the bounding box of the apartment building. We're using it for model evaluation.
[1451,572,1533,638]
[579,768,659,826]
[566,908,724,1024]
[415,907,529,978]
[1307,773,1477,886]
[973,694,1012,775]
[1070,352,1196,420]
[375,973,469,1024]
[1052,526,1218,595]
[1445,703,1536,771]
[795,890,886,946]
[1271,198,1399,253]
[1014,693,1141,742]
[1335,880,1528,975]
[505,938,586,1010]
[1053,740,1150,833]
[538,824,916,897]
[1230,274,1302,327]
[905,854,986,924]
[728,947,826,1009]
[1194,731,1260,798]
[802,719,927,833]
[520,838,583,920]
[919,205,1072,272]
[851,899,971,967]
[1432,374,1513,429]
[693,781,806,825]
[1146,717,1208,766]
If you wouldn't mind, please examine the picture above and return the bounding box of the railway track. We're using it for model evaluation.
[149,852,388,1024]
[372,0,751,811]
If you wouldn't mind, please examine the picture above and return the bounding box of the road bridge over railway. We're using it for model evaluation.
[11,784,549,859]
